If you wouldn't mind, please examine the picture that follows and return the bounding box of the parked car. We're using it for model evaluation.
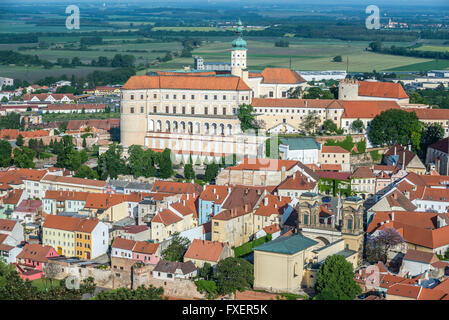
[322,196,331,203]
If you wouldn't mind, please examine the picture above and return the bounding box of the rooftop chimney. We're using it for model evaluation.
[391,212,395,221]
[264,197,268,206]
[213,188,216,194]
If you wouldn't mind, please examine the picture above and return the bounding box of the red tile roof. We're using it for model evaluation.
[152,209,183,226]
[0,218,17,232]
[255,194,291,217]
[133,241,160,255]
[251,98,340,109]
[199,185,231,204]
[42,174,106,188]
[260,68,306,84]
[321,146,350,154]
[122,75,251,91]
[341,100,401,119]
[387,283,421,299]
[228,158,299,171]
[262,223,281,235]
[276,171,316,191]
[184,239,227,263]
[112,237,135,251]
[43,215,99,233]
[44,190,90,202]
[17,243,57,263]
[320,164,342,171]
[358,81,408,99]
[152,180,202,195]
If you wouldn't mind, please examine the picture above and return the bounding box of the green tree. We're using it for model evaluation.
[93,285,164,300]
[419,123,444,160]
[303,87,334,100]
[315,255,362,300]
[204,163,219,182]
[82,137,87,149]
[16,134,24,147]
[128,145,145,178]
[409,91,428,104]
[1,96,8,103]
[287,86,303,99]
[351,119,365,133]
[322,119,338,135]
[13,147,36,168]
[161,232,190,262]
[333,55,343,62]
[159,148,173,179]
[0,140,12,167]
[214,257,254,295]
[368,109,422,147]
[237,104,259,132]
[184,156,195,180]
[74,165,99,180]
[195,280,218,299]
[98,143,127,180]
[199,262,214,280]
[301,113,321,134]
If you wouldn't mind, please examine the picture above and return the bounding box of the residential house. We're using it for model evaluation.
[183,239,234,268]
[152,259,197,281]
[383,144,426,174]
[426,137,449,175]
[40,174,106,195]
[11,199,42,223]
[42,190,89,215]
[319,146,351,172]
[15,243,59,280]
[350,166,376,200]
[275,170,318,199]
[198,185,231,225]
[278,137,320,164]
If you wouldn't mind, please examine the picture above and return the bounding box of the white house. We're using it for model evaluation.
[152,259,197,281]
[279,137,320,164]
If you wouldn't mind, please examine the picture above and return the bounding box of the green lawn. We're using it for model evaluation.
[31,278,61,290]
[415,45,449,53]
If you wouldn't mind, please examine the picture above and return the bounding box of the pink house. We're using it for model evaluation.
[15,243,59,280]
[132,241,160,265]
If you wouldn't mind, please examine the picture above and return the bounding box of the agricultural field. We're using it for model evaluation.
[140,38,436,73]
[0,65,114,81]
[415,45,449,53]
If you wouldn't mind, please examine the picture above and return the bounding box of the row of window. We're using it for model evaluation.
[129,93,250,101]
[255,108,340,114]
[128,105,238,115]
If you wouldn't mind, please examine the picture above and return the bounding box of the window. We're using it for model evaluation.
[205,107,208,115]
[191,95,195,100]
[165,94,169,99]
[173,106,176,113]
[223,108,226,115]
[182,107,185,114]
[130,107,134,114]
[140,106,144,113]
[205,95,208,100]
[214,107,217,115]
[153,106,157,113]
[214,95,217,100]
[130,95,134,100]
[140,95,144,100]
[153,93,157,99]
[191,107,195,114]
[182,95,186,100]
[166,106,169,113]
[223,95,226,100]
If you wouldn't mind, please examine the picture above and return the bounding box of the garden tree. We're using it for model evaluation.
[419,123,444,160]
[159,148,173,179]
[315,254,362,300]
[43,262,62,287]
[1,96,8,103]
[368,109,422,148]
[195,280,218,299]
[0,140,12,167]
[128,145,145,178]
[93,285,164,300]
[301,113,321,134]
[161,232,191,262]
[0,113,21,129]
[98,143,127,180]
[409,91,428,104]
[303,87,334,100]
[333,55,343,62]
[0,258,40,299]
[16,134,24,147]
[184,156,195,180]
[142,149,158,178]
[287,86,303,99]
[355,139,366,154]
[82,137,87,149]
[199,262,214,280]
[322,119,338,134]
[74,164,99,180]
[204,163,219,182]
[28,138,46,159]
[365,227,404,264]
[214,257,254,295]
[13,147,36,168]
[237,104,259,132]
[351,119,365,133]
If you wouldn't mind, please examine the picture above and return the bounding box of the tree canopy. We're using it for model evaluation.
[0,140,12,167]
[315,254,362,300]
[161,232,191,262]
[214,257,254,295]
[237,104,259,132]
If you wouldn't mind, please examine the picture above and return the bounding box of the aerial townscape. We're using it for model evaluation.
[1,0,449,304]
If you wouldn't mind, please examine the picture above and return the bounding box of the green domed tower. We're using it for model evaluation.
[231,19,247,77]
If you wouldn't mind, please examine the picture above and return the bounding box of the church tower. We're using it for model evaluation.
[341,196,365,266]
[297,192,321,229]
[231,19,247,78]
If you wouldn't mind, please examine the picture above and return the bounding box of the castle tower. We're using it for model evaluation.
[341,196,365,266]
[231,19,247,78]
[338,78,359,100]
[297,192,321,229]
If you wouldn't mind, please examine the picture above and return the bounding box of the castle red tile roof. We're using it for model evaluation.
[122,75,251,91]
[251,98,340,109]
[358,81,408,99]
[341,100,401,119]
[184,239,227,263]
[260,68,306,84]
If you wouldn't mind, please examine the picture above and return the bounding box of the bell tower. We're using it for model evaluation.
[297,192,321,229]
[341,196,365,266]
[231,19,247,78]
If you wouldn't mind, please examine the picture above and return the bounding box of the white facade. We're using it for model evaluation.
[279,144,319,164]
[401,259,435,277]
[91,222,109,259]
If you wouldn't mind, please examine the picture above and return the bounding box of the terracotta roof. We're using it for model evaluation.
[213,206,252,221]
[84,193,126,210]
[152,180,202,195]
[170,194,198,218]
[429,137,449,154]
[43,215,99,233]
[320,164,342,171]
[227,158,299,171]
[152,209,183,226]
[42,174,106,188]
[351,166,376,179]
[184,239,227,263]
[403,249,439,264]
[222,186,264,212]
[255,194,291,217]
[380,274,408,289]
[133,241,160,255]
[44,104,105,111]
[321,145,349,154]
[260,68,306,84]
[16,243,57,263]
[262,223,281,235]
[358,81,408,99]
[387,283,421,299]
[2,189,24,205]
[251,98,340,109]
[0,219,17,232]
[66,119,120,131]
[121,225,149,234]
[23,93,74,101]
[418,288,447,300]
[199,185,231,204]
[315,171,351,181]
[341,100,401,119]
[112,237,135,251]
[276,171,316,191]
[122,75,251,91]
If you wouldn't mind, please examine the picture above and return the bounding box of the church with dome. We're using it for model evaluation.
[119,20,307,163]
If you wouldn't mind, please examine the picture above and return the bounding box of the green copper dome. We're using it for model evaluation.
[232,19,247,49]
